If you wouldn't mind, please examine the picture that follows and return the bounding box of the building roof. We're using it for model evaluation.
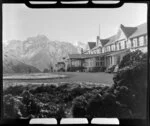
[68,54,104,59]
[89,39,109,50]
[101,39,110,46]
[120,24,137,38]
[104,34,119,46]
[103,23,146,46]
[88,42,96,49]
[129,23,147,38]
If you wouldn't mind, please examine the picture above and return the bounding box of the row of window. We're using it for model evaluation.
[105,35,147,53]
[132,35,147,47]
[96,56,104,61]
[96,62,104,67]
[71,61,81,66]
[86,35,147,54]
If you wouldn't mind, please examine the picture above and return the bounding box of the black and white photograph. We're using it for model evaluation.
[2,3,147,119]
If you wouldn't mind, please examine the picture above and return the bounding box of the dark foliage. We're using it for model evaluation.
[113,50,147,118]
[43,68,49,73]
[72,50,147,118]
[119,50,147,69]
[57,68,65,72]
[105,65,116,73]
[3,85,26,96]
[67,66,85,72]
[90,66,106,72]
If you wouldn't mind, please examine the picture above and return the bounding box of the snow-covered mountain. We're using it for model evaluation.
[3,35,79,73]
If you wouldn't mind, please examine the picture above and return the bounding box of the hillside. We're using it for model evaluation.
[3,35,79,73]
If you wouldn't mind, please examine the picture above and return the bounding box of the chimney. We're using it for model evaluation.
[97,36,100,46]
[97,24,101,46]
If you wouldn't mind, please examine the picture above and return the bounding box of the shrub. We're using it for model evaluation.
[67,66,85,72]
[30,84,57,94]
[21,90,41,117]
[3,85,25,96]
[39,104,66,118]
[43,68,49,73]
[3,94,25,119]
[58,68,65,72]
[72,95,88,117]
[113,50,147,118]
[105,65,116,73]
[119,50,147,69]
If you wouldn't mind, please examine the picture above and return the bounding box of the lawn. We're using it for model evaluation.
[3,72,114,89]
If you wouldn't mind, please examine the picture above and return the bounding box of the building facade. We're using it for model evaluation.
[62,22,147,72]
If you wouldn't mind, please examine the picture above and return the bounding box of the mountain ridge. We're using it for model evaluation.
[3,35,80,73]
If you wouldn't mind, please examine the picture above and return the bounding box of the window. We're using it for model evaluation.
[139,36,144,46]
[127,40,131,48]
[119,43,121,50]
[145,35,147,45]
[96,57,99,61]
[111,45,113,51]
[102,48,104,53]
[106,46,108,52]
[115,43,117,50]
[108,46,110,52]
[133,38,137,47]
[99,48,102,53]
[112,44,115,51]
[125,41,127,48]
[116,43,120,50]
[120,40,125,49]
[90,61,92,66]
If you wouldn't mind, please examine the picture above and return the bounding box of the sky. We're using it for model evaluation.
[3,3,147,45]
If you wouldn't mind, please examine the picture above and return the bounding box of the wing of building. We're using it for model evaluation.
[61,22,147,72]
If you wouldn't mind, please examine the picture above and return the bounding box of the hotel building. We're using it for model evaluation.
[64,22,147,72]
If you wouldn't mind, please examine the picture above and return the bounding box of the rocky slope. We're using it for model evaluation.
[3,35,79,73]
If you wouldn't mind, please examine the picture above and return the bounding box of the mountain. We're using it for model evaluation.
[3,35,79,73]
[3,52,40,73]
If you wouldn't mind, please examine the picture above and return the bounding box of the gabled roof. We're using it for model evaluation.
[90,38,109,50]
[120,24,137,38]
[104,34,119,46]
[100,39,110,46]
[129,23,147,38]
[88,42,96,50]
[103,23,143,46]
[68,54,104,59]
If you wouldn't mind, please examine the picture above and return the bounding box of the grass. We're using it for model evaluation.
[3,72,113,89]
[3,73,67,80]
